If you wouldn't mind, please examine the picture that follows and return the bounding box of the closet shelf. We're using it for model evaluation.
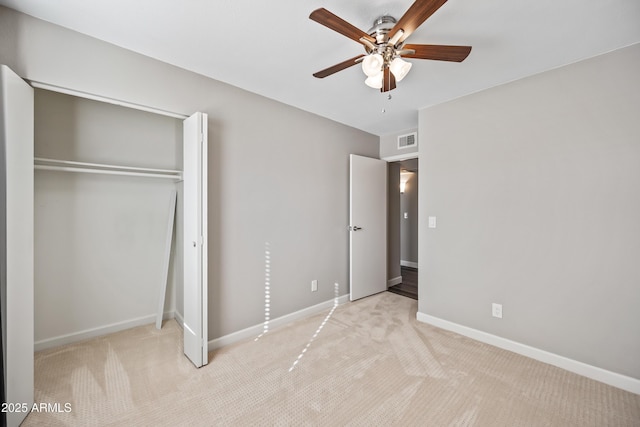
[34,157,182,180]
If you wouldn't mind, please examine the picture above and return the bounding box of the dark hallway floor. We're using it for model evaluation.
[388,266,417,300]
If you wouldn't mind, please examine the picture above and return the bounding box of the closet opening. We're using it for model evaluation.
[32,88,208,367]
[387,158,418,300]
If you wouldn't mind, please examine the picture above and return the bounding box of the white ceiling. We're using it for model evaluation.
[2,0,639,136]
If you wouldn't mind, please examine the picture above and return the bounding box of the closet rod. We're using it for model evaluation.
[28,80,189,120]
[35,157,181,175]
[34,165,181,180]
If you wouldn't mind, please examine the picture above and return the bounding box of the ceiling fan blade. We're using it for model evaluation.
[310,8,376,45]
[381,67,397,93]
[313,55,366,78]
[388,0,448,45]
[402,44,472,62]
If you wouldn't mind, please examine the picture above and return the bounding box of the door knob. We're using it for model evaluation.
[349,226,362,231]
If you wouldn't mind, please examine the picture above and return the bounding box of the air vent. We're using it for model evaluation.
[398,132,417,150]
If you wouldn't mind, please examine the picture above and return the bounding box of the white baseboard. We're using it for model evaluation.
[401,260,418,269]
[208,294,350,351]
[387,276,402,287]
[174,310,184,328]
[416,312,640,395]
[35,311,176,352]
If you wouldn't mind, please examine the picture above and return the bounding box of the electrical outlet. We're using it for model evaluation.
[311,280,318,292]
[492,303,502,319]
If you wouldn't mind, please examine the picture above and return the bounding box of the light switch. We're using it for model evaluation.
[428,216,437,228]
[404,212,408,219]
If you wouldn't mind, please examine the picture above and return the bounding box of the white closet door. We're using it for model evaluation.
[1,65,34,427]
[183,112,208,367]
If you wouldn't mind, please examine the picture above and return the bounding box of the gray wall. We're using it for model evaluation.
[33,89,181,344]
[419,44,640,379]
[400,169,418,264]
[380,127,418,159]
[0,6,379,341]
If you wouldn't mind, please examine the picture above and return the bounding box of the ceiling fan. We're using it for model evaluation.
[310,0,472,92]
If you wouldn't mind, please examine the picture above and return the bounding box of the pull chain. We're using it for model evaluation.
[382,92,392,114]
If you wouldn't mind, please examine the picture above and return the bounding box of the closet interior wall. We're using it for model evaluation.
[34,88,183,350]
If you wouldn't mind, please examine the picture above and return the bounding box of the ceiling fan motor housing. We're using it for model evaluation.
[366,15,402,67]
[368,15,397,44]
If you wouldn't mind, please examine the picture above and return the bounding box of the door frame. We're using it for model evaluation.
[381,152,419,293]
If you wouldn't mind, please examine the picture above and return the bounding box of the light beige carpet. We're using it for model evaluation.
[24,292,640,426]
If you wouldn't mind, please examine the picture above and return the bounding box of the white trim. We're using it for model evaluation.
[174,310,184,328]
[401,260,418,269]
[208,295,350,351]
[416,312,640,395]
[35,311,176,351]
[381,152,419,162]
[388,276,403,287]
[28,80,189,119]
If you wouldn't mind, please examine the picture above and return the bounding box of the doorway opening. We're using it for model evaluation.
[387,158,418,300]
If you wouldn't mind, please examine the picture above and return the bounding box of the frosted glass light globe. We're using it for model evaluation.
[362,53,384,77]
[389,57,412,81]
[364,72,383,89]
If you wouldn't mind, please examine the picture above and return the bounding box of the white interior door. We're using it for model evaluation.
[349,154,387,301]
[1,65,34,427]
[183,112,208,367]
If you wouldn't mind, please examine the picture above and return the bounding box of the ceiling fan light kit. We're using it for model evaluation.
[360,16,411,88]
[310,0,472,93]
